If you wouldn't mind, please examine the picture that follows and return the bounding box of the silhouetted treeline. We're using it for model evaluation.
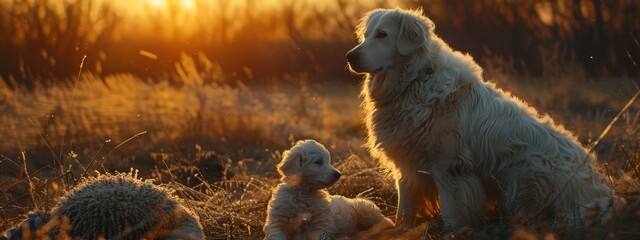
[422,0,639,77]
[0,0,637,88]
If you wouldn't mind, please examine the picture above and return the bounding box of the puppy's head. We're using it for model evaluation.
[277,140,341,190]
[346,8,435,74]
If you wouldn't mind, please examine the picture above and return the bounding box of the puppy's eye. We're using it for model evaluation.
[315,160,323,166]
[376,31,387,39]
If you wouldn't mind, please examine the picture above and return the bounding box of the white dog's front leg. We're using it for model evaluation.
[395,176,419,228]
[432,163,486,229]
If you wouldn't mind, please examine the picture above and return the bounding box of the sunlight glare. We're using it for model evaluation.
[182,0,194,9]
[149,0,166,8]
[147,0,194,11]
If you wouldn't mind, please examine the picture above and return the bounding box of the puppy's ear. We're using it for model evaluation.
[277,150,303,177]
[397,12,432,56]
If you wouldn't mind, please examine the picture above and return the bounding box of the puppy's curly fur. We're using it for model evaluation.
[263,140,392,239]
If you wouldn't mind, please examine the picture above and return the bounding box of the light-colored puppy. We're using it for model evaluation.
[346,8,625,229]
[263,140,393,239]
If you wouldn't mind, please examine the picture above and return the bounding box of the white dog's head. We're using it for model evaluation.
[346,8,435,74]
[277,140,341,190]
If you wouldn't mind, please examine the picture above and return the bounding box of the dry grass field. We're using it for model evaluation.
[2,53,640,239]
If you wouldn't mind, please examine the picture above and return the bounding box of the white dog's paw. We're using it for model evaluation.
[393,216,417,229]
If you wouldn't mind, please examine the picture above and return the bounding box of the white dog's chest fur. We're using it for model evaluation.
[364,73,462,174]
[370,106,437,170]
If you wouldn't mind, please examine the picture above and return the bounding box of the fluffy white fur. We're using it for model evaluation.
[346,8,626,229]
[263,140,393,239]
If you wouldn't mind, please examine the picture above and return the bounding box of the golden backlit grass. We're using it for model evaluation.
[0,53,366,231]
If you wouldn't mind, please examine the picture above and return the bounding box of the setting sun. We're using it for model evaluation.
[149,0,165,8]
[182,0,194,9]
[148,0,194,10]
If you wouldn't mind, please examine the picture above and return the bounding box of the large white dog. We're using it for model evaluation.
[346,8,625,229]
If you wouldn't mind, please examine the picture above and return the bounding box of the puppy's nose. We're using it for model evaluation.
[346,50,360,62]
[333,171,342,180]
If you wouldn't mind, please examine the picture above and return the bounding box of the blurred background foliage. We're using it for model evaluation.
[0,0,638,88]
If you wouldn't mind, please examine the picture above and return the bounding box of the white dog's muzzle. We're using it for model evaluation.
[345,49,364,73]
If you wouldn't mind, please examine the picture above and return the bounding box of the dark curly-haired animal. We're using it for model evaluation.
[2,172,204,240]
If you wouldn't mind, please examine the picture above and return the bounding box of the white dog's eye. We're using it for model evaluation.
[315,160,323,166]
[376,31,387,39]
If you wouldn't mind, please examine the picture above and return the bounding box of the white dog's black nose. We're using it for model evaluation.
[333,171,342,180]
[346,50,360,63]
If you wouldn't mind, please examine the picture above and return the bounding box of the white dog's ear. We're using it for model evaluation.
[356,10,384,43]
[397,13,432,56]
[355,14,368,43]
[277,151,303,177]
